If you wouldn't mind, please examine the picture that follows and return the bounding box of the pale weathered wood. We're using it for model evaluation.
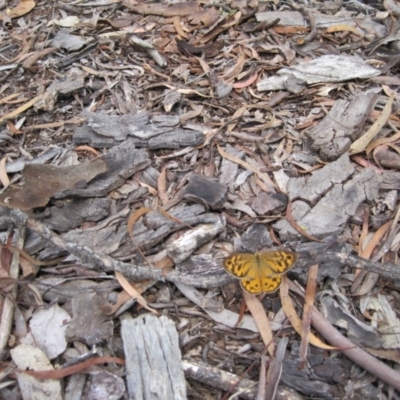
[74,111,204,149]
[307,93,378,160]
[121,314,187,400]
[274,153,380,239]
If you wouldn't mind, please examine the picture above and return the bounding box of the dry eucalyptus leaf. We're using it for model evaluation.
[0,158,107,210]
[6,0,35,19]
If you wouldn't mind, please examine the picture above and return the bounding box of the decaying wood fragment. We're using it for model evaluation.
[167,215,225,264]
[183,359,304,400]
[257,55,380,92]
[307,93,378,160]
[121,314,186,400]
[74,111,204,149]
[34,67,87,111]
[274,153,380,240]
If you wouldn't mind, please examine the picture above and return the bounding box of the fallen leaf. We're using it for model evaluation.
[325,24,362,35]
[0,94,44,123]
[233,73,258,89]
[6,0,35,18]
[127,207,151,238]
[299,264,319,368]
[19,356,125,379]
[217,144,277,191]
[349,93,395,154]
[0,158,107,210]
[243,290,275,356]
[280,276,337,350]
[122,1,200,17]
[115,271,158,315]
[173,16,188,39]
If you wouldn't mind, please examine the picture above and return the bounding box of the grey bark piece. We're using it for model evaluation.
[51,30,87,51]
[307,93,378,160]
[74,112,204,149]
[112,205,217,259]
[171,254,232,289]
[83,111,153,140]
[257,55,380,92]
[251,192,287,215]
[5,147,62,174]
[167,215,226,264]
[63,224,127,255]
[182,174,228,209]
[74,125,129,148]
[219,145,243,186]
[321,297,383,349]
[144,204,206,230]
[256,10,386,37]
[60,140,150,198]
[282,341,349,398]
[39,223,128,259]
[121,314,187,400]
[44,198,111,232]
[274,153,380,240]
[147,129,203,149]
[152,115,180,126]
[380,171,400,190]
[66,292,114,346]
[287,153,355,202]
[297,169,379,236]
[111,225,171,258]
[65,373,86,400]
[88,371,125,400]
[35,67,87,111]
[235,224,273,253]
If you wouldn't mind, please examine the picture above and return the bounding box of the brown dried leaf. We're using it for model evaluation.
[122,1,200,17]
[361,221,391,259]
[325,24,362,35]
[127,207,151,239]
[188,7,219,27]
[280,276,336,350]
[176,38,224,58]
[0,94,44,123]
[22,47,57,69]
[19,357,125,380]
[217,144,277,191]
[0,158,107,210]
[173,16,188,39]
[222,52,245,80]
[233,73,258,89]
[242,290,274,356]
[366,130,400,155]
[349,93,395,154]
[6,0,35,19]
[299,264,319,369]
[115,271,158,315]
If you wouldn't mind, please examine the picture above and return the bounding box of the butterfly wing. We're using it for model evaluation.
[240,264,265,295]
[260,251,298,275]
[260,275,282,293]
[240,254,285,294]
[223,253,254,278]
[223,250,298,295]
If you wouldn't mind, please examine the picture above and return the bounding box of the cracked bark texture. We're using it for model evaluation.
[274,153,380,240]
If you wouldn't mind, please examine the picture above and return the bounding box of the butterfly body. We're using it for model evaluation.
[223,250,297,295]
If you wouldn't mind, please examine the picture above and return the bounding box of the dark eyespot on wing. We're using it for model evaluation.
[262,276,282,292]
